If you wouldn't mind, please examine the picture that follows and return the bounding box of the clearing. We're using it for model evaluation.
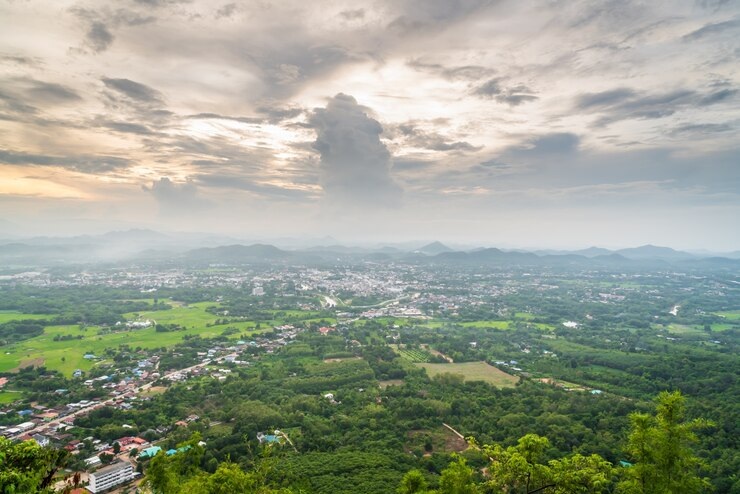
[416,361,519,388]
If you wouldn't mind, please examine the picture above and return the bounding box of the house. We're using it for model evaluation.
[87,462,136,493]
[138,446,162,459]
[32,434,50,447]
[256,432,280,445]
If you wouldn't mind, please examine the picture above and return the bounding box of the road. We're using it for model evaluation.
[9,359,212,441]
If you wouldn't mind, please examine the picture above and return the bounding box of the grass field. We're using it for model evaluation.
[459,320,511,329]
[0,301,279,376]
[665,324,705,335]
[416,361,519,388]
[0,311,53,324]
[0,390,23,404]
[715,311,740,320]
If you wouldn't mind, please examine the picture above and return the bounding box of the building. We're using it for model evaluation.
[87,462,136,493]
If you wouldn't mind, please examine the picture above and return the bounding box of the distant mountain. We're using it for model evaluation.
[416,241,454,255]
[616,244,695,261]
[572,246,614,257]
[184,244,289,262]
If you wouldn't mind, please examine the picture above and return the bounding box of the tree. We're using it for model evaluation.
[113,441,121,454]
[0,437,70,494]
[617,391,712,494]
[484,434,614,494]
[439,455,478,494]
[398,469,428,494]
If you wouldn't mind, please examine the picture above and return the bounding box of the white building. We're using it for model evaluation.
[87,462,136,493]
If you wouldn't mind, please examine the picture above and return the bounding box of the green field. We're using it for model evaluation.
[391,344,432,363]
[0,311,53,324]
[459,320,511,329]
[416,361,519,388]
[715,311,740,320]
[0,390,23,404]
[0,302,279,376]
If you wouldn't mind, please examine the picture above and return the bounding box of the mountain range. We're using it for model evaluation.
[0,229,738,269]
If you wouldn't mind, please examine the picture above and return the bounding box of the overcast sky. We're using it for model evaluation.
[1,0,739,249]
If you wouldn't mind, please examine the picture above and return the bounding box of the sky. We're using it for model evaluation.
[0,0,739,250]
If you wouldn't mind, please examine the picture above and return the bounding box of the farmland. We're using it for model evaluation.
[415,361,519,388]
[0,301,330,376]
[391,345,432,363]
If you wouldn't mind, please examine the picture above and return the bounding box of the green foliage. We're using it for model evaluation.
[484,434,614,494]
[143,435,293,494]
[617,391,713,494]
[438,456,478,494]
[0,437,70,494]
[398,469,428,494]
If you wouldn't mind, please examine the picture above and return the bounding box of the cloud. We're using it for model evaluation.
[0,150,131,174]
[473,78,538,106]
[407,59,494,80]
[102,121,154,135]
[309,93,402,209]
[215,3,238,19]
[683,18,740,40]
[339,9,365,21]
[86,22,114,53]
[27,80,81,104]
[669,123,734,136]
[699,88,737,105]
[101,78,164,104]
[142,177,211,215]
[517,133,581,155]
[395,123,481,152]
[575,88,636,109]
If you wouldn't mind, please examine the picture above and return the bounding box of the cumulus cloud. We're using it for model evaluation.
[309,94,402,209]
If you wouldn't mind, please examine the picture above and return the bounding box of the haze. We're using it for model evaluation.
[1,0,739,250]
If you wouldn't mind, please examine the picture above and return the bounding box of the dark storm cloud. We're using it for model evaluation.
[0,149,131,173]
[683,18,740,40]
[102,78,164,104]
[86,22,114,53]
[473,78,538,106]
[309,94,402,208]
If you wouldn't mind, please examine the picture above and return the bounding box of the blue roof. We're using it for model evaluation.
[263,435,279,443]
[138,446,162,458]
